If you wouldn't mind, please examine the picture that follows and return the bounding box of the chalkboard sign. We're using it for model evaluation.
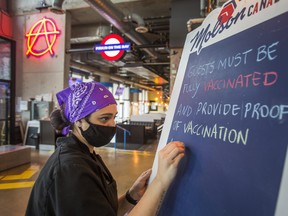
[151,1,288,216]
[24,120,40,148]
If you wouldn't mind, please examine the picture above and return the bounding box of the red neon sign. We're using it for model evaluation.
[26,17,60,57]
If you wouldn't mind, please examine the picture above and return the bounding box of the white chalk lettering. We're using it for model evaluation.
[176,104,193,117]
[183,120,249,145]
[257,41,279,62]
[183,82,200,98]
[172,121,182,131]
[194,101,288,120]
[196,102,241,116]
[244,103,288,120]
[187,61,215,77]
[218,48,253,70]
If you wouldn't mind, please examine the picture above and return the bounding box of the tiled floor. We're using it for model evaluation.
[0,139,158,216]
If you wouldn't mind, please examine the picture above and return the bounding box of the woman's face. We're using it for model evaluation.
[87,104,118,127]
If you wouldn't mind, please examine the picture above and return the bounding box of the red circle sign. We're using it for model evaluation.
[100,34,125,61]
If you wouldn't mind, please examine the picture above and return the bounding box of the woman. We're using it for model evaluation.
[26,81,185,216]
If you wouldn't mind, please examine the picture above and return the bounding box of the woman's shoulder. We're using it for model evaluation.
[57,136,90,156]
[56,136,98,169]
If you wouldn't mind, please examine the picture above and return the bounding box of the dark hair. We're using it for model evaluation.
[50,109,71,134]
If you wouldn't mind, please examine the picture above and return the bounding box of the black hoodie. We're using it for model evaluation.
[26,135,118,216]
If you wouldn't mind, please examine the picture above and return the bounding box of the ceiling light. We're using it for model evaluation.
[124,13,148,33]
[135,26,148,33]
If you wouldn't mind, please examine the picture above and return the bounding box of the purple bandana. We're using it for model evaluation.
[56,81,117,135]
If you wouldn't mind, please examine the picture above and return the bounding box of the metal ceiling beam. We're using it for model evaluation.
[70,61,156,91]
[66,43,168,53]
[66,47,94,53]
[83,0,159,59]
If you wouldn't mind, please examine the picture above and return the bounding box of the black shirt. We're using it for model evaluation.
[26,135,118,216]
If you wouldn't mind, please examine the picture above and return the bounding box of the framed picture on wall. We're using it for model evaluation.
[149,101,158,111]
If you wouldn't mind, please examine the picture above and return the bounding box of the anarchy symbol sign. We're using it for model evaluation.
[26,17,61,57]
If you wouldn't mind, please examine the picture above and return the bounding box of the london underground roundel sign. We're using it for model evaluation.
[94,34,131,61]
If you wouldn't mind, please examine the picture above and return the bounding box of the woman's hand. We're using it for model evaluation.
[129,169,152,201]
[155,141,185,190]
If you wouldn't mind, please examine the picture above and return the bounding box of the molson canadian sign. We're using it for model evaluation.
[190,0,282,54]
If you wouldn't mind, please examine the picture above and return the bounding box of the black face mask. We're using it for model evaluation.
[79,121,116,147]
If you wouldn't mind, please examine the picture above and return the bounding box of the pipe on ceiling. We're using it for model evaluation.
[187,18,204,32]
[134,44,167,49]
[66,43,168,54]
[124,13,148,33]
[66,47,95,54]
[83,0,158,59]
[70,61,156,91]
[70,25,110,44]
[67,43,169,54]
[50,0,65,14]
[144,16,171,21]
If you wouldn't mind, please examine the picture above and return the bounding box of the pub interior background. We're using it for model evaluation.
[0,0,224,148]
[0,0,225,215]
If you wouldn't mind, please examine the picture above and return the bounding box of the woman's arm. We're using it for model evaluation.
[117,193,133,216]
[127,141,185,216]
[117,192,135,216]
[117,170,152,216]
